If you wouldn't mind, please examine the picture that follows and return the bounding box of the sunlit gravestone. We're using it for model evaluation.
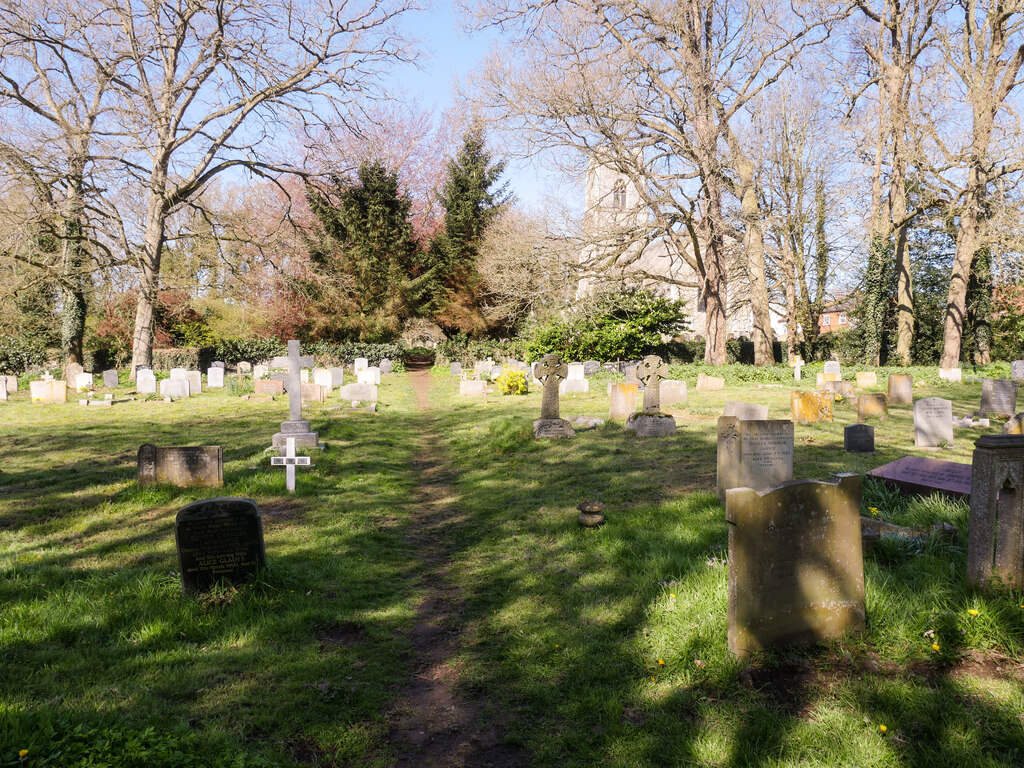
[271,436,311,493]
[271,340,318,453]
[532,354,575,439]
[625,355,677,437]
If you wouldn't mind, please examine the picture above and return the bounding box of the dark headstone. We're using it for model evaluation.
[211,360,226,368]
[867,455,971,499]
[102,369,119,388]
[981,379,1018,417]
[583,360,601,376]
[175,497,265,594]
[138,444,223,487]
[968,435,1024,589]
[844,424,874,453]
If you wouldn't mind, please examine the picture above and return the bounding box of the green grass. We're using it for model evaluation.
[2,367,1023,766]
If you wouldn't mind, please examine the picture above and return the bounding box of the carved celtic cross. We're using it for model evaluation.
[637,355,668,414]
[534,354,568,420]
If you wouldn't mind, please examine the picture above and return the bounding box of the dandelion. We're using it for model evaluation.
[19,749,28,757]
[932,643,941,652]
[968,609,979,616]
[879,725,887,733]
[669,593,676,599]
[658,658,665,666]
[868,507,879,518]
[650,676,655,682]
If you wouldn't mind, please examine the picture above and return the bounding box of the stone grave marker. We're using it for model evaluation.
[380,358,393,374]
[271,340,318,453]
[339,382,378,405]
[914,397,954,448]
[1003,414,1024,435]
[824,361,841,379]
[30,379,67,404]
[74,372,94,391]
[727,474,865,658]
[270,355,289,370]
[63,361,84,382]
[330,367,344,388]
[358,367,381,386]
[939,367,963,382]
[138,444,223,487]
[968,435,1024,589]
[867,455,971,499]
[660,380,687,406]
[855,371,877,388]
[826,380,857,404]
[791,391,832,424]
[981,378,1018,417]
[184,370,201,394]
[300,368,311,383]
[354,357,369,373]
[159,378,190,399]
[103,369,119,388]
[169,367,187,380]
[716,417,794,501]
[4,374,17,392]
[857,393,888,421]
[1012,361,1024,382]
[567,363,585,381]
[888,374,913,404]
[253,364,269,380]
[174,497,265,594]
[207,367,225,388]
[794,362,802,381]
[210,360,225,369]
[583,360,601,376]
[300,382,326,403]
[696,372,725,391]
[559,377,590,394]
[137,369,157,394]
[532,354,575,438]
[608,383,638,421]
[0,378,7,401]
[313,368,333,390]
[625,355,677,437]
[723,401,769,421]
[237,361,252,374]
[254,379,284,396]
[271,436,311,493]
[844,424,874,453]
[459,380,487,397]
[450,362,463,377]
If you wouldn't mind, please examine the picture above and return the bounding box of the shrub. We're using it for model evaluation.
[151,347,199,370]
[0,334,48,374]
[495,366,529,395]
[212,337,285,365]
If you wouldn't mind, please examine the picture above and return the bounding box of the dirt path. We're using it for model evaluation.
[385,364,523,767]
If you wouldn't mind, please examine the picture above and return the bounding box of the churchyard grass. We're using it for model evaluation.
[2,364,1023,766]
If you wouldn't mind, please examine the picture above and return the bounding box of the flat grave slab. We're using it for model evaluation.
[867,455,971,499]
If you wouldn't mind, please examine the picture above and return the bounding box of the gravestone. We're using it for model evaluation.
[981,378,1018,417]
[727,473,864,658]
[559,378,590,394]
[380,358,393,374]
[137,369,157,394]
[207,367,225,388]
[459,380,487,396]
[254,379,284,396]
[532,354,575,438]
[567,363,585,381]
[914,397,954,448]
[253,364,269,380]
[867,455,971,499]
[844,424,874,453]
[624,363,640,387]
[185,370,202,394]
[791,391,833,423]
[159,378,190,399]
[74,372,94,392]
[4,374,17,392]
[696,372,725,391]
[270,356,290,370]
[793,363,802,381]
[583,360,601,376]
[450,362,463,377]
[939,367,963,382]
[723,401,769,421]
[0,378,6,401]
[825,380,857,404]
[857,393,888,421]
[716,417,794,501]
[354,357,369,373]
[174,497,265,594]
[968,435,1024,589]
[660,380,687,406]
[888,374,913,404]
[271,340,318,453]
[855,371,877,388]
[1012,361,1024,382]
[358,367,381,386]
[63,361,84,383]
[271,436,312,493]
[625,355,677,437]
[330,367,344,388]
[169,367,187,380]
[815,373,827,388]
[138,444,223,487]
[103,369,119,388]
[210,360,225,369]
[1003,414,1024,435]
[237,361,252,374]
[30,379,67,403]
[824,361,841,379]
[608,383,638,421]
[339,382,378,404]
[300,368,311,383]
[312,368,332,390]
[300,382,326,403]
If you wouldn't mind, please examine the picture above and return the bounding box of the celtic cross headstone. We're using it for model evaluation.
[637,355,669,414]
[532,354,575,438]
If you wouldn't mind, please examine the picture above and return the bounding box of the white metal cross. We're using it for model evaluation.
[270,437,311,492]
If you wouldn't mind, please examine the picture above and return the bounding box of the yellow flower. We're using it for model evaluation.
[669,593,676,599]
[19,749,28,757]
[649,676,655,682]
[932,643,941,652]
[968,609,979,616]
[658,658,665,665]
[879,725,887,733]
[555,644,559,648]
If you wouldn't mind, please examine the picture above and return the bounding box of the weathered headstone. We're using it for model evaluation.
[102,369,119,388]
[567,363,585,381]
[137,369,157,394]
[207,367,225,388]
[660,380,687,406]
[0,378,7,401]
[185,370,202,394]
[914,397,954,448]
[300,368,311,384]
[727,473,865,658]
[1012,361,1024,382]
[358,367,381,386]
[939,367,963,382]
[625,355,677,437]
[174,497,265,594]
[723,401,769,421]
[254,379,284,396]
[697,372,725,392]
[1003,413,1024,435]
[791,391,833,424]
[138,444,223,487]
[237,361,252,374]
[583,360,601,376]
[330,367,344,388]
[253,364,269,380]
[313,368,333,390]
[74,372,94,392]
[888,374,913,404]
[30,379,67,403]
[63,361,84,383]
[844,424,874,453]
[210,360,225,369]
[380,358,393,374]
[608,382,639,421]
[459,380,487,397]
[559,378,590,394]
[857,393,888,421]
[981,378,1018,417]
[824,361,841,379]
[793,363,802,381]
[716,417,794,501]
[968,435,1024,589]
[4,374,17,392]
[271,340,318,453]
[855,371,877,388]
[159,378,190,399]
[339,382,378,404]
[533,354,575,438]
[354,357,369,373]
[825,380,857,404]
[867,455,971,499]
[300,382,326,403]
[169,367,187,380]
[450,362,463,377]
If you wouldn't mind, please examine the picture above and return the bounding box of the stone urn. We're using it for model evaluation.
[577,501,606,528]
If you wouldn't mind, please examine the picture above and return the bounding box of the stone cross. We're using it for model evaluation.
[636,355,669,413]
[285,340,315,422]
[271,436,311,493]
[533,354,568,420]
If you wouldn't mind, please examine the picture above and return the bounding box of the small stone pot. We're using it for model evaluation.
[577,501,606,528]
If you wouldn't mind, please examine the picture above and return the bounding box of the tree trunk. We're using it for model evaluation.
[737,157,773,365]
[702,178,728,365]
[969,246,993,365]
[129,203,166,379]
[891,136,913,366]
[60,223,86,367]
[940,173,981,368]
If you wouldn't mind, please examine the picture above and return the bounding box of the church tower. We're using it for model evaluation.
[583,158,647,234]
